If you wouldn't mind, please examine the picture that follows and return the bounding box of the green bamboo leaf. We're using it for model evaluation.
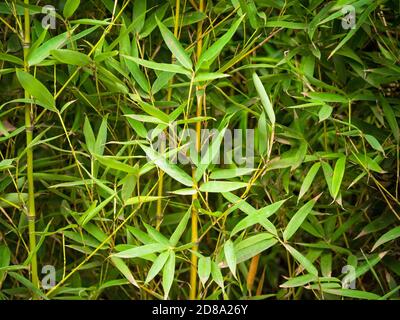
[234,234,277,264]
[209,168,255,179]
[124,196,162,206]
[79,194,114,226]
[83,116,96,154]
[145,251,169,284]
[195,119,230,181]
[194,72,229,82]
[8,272,48,300]
[112,243,168,259]
[372,226,400,251]
[284,244,318,276]
[0,245,10,284]
[321,161,334,198]
[93,154,138,174]
[51,49,90,66]
[27,30,75,66]
[265,21,306,29]
[143,222,170,246]
[140,144,193,187]
[298,162,321,202]
[138,101,170,123]
[308,92,348,103]
[16,70,55,111]
[133,0,147,33]
[280,273,317,288]
[211,261,224,289]
[63,0,80,19]
[122,55,191,76]
[283,193,321,241]
[253,72,275,125]
[380,95,399,143]
[224,239,237,277]
[332,156,346,200]
[318,104,333,122]
[321,288,380,300]
[156,17,192,70]
[365,134,384,154]
[196,16,243,70]
[110,256,139,287]
[162,250,175,299]
[95,116,108,156]
[0,53,23,65]
[198,256,211,285]
[199,181,248,193]
[121,105,148,138]
[231,200,286,236]
[169,208,191,246]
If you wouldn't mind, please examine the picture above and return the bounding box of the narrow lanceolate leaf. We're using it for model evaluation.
[0,245,11,283]
[211,261,224,289]
[79,194,114,226]
[145,251,169,284]
[380,95,399,143]
[93,154,138,174]
[231,199,286,236]
[298,162,321,202]
[371,226,400,252]
[169,208,191,246]
[162,250,175,300]
[63,0,80,19]
[83,116,96,153]
[235,234,277,264]
[253,73,275,125]
[95,117,107,155]
[124,196,162,206]
[321,161,334,198]
[283,193,321,241]
[199,181,247,193]
[195,121,229,181]
[284,244,318,276]
[27,30,74,66]
[51,49,91,66]
[332,156,346,200]
[364,135,384,154]
[110,257,139,287]
[112,243,168,259]
[321,288,380,300]
[198,256,211,285]
[196,16,243,70]
[209,168,255,179]
[16,70,55,111]
[143,222,170,246]
[280,273,317,288]
[122,55,191,76]
[140,144,193,187]
[224,240,237,277]
[194,72,229,83]
[156,17,192,70]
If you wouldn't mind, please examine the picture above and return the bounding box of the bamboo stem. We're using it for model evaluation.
[189,0,204,300]
[23,0,39,296]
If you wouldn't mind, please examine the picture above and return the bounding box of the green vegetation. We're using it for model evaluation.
[0,0,399,300]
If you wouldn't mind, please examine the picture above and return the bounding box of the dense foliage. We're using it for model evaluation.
[0,0,399,300]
